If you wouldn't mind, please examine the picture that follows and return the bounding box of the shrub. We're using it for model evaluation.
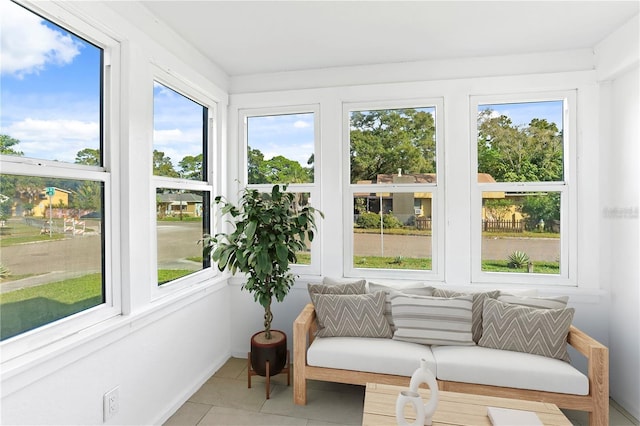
[383,214,402,229]
[356,212,403,229]
[356,212,381,228]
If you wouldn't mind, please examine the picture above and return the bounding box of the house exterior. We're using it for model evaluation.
[32,187,71,218]
[156,193,203,218]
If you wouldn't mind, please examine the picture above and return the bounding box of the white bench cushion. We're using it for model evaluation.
[307,337,437,377]
[432,345,588,395]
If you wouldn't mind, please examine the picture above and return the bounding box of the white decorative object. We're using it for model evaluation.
[395,390,425,426]
[407,357,439,426]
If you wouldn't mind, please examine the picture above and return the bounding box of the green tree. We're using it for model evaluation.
[248,148,268,184]
[247,148,312,184]
[72,181,101,211]
[350,109,436,183]
[477,110,563,182]
[153,150,179,178]
[264,155,311,183]
[178,154,203,180]
[484,199,515,221]
[75,148,100,166]
[520,193,560,231]
[0,134,23,156]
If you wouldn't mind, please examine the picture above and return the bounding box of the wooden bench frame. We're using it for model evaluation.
[293,303,609,426]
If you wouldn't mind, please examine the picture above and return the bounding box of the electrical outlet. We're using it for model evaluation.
[103,386,119,421]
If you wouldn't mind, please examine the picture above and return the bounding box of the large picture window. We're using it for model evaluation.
[345,102,443,279]
[0,2,115,347]
[472,94,575,284]
[152,79,213,287]
[243,108,319,270]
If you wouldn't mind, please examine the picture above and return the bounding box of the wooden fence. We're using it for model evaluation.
[482,219,524,233]
[416,217,432,230]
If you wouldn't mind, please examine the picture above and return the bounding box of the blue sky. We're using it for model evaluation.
[479,101,563,130]
[247,113,315,167]
[0,1,204,168]
[0,1,101,163]
[153,83,204,167]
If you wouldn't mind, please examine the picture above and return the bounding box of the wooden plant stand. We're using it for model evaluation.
[247,349,290,399]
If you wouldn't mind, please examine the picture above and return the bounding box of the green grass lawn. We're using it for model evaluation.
[0,221,65,247]
[158,269,197,285]
[482,260,560,274]
[0,273,103,340]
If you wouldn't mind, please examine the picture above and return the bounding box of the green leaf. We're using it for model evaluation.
[275,244,288,263]
[245,221,257,241]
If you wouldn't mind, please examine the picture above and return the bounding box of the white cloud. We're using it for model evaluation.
[5,118,99,162]
[293,120,311,129]
[0,1,82,77]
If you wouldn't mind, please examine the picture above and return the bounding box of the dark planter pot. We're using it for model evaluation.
[250,330,287,377]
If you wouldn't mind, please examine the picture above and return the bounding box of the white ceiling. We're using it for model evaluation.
[141,1,639,77]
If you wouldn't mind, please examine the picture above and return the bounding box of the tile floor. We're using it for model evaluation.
[165,357,639,426]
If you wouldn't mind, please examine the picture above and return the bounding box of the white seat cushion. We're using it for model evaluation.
[432,345,588,395]
[307,337,437,377]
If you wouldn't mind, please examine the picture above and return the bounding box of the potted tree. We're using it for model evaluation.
[203,184,322,381]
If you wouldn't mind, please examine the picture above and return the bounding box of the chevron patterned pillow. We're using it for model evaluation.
[479,298,575,362]
[497,295,569,310]
[314,291,392,338]
[308,280,367,329]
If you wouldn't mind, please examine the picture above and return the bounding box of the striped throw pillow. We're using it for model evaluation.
[433,288,500,343]
[391,294,474,346]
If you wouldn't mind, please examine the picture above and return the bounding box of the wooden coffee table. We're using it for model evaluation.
[362,383,572,425]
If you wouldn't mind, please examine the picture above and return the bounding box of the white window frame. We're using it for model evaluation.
[150,69,218,298]
[343,98,445,281]
[239,105,322,276]
[0,2,121,362]
[470,91,577,286]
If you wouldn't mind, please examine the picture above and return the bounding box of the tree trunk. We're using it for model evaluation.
[264,297,273,340]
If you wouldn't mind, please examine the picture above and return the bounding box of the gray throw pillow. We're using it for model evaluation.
[314,291,392,338]
[368,282,434,331]
[308,278,366,295]
[479,298,574,362]
[308,280,366,329]
[497,295,569,310]
[433,288,499,343]
[391,294,474,346]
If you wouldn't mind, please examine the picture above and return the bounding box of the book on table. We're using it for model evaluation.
[487,406,543,426]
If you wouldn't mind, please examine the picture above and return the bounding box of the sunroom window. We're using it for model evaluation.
[152,81,212,286]
[0,1,113,345]
[243,108,319,270]
[472,94,575,284]
[345,102,443,279]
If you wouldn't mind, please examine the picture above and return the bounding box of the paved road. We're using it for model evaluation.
[1,224,559,293]
[0,221,203,293]
[353,233,560,261]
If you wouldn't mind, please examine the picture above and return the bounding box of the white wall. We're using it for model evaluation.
[1,2,233,425]
[2,286,230,425]
[603,65,640,420]
[596,15,640,419]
